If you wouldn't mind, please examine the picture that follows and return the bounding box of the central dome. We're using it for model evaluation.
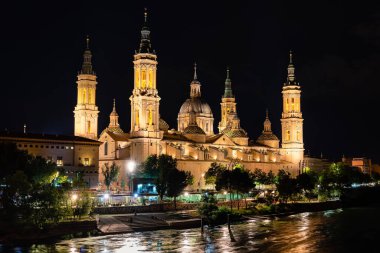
[179,98,213,115]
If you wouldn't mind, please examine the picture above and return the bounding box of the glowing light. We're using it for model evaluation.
[223,191,227,195]
[127,160,136,173]
[184,192,189,196]
[104,193,110,199]
[134,193,138,198]
[71,193,78,201]
[201,173,205,177]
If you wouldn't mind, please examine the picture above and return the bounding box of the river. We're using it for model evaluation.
[1,206,379,252]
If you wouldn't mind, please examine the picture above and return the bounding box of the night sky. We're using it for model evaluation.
[1,1,379,162]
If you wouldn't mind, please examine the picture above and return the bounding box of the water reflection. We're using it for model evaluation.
[3,207,380,253]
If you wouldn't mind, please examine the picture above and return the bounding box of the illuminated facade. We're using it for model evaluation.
[0,132,100,188]
[280,51,304,166]
[97,11,305,191]
[74,37,99,140]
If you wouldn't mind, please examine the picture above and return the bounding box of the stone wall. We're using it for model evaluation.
[94,200,247,214]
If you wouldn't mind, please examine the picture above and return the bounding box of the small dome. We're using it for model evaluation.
[159,118,169,131]
[179,98,213,115]
[223,128,247,138]
[257,133,279,141]
[183,125,206,135]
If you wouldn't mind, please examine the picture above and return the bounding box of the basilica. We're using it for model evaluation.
[73,11,304,191]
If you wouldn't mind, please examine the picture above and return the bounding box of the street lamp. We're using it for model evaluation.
[127,160,136,195]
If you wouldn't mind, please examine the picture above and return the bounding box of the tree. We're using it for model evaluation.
[275,169,297,203]
[296,170,318,201]
[166,170,193,209]
[253,168,267,189]
[102,162,119,191]
[215,165,255,210]
[140,154,178,202]
[0,143,72,230]
[230,166,255,209]
[204,162,226,186]
[266,170,275,185]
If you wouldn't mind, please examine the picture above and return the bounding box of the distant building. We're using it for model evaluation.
[0,132,101,189]
[302,155,331,172]
[351,157,372,174]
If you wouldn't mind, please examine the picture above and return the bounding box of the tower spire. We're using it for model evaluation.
[190,63,201,98]
[263,109,272,132]
[193,62,198,81]
[223,67,233,98]
[138,8,153,54]
[112,98,116,112]
[286,50,296,85]
[81,36,94,75]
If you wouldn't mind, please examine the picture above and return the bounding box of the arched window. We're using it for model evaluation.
[82,90,86,104]
[286,130,290,141]
[286,98,289,111]
[148,69,153,88]
[141,69,146,88]
[206,123,209,132]
[104,141,108,156]
[148,108,153,125]
[135,110,139,126]
[291,98,295,111]
[87,121,91,134]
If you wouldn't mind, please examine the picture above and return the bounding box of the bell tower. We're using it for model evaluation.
[281,51,304,165]
[74,36,99,140]
[129,9,161,163]
[218,67,237,132]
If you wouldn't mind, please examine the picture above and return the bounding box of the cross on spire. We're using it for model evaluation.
[193,62,198,81]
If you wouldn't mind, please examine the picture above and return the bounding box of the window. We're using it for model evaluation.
[291,98,295,111]
[206,123,209,132]
[79,157,81,160]
[18,144,22,147]
[84,158,90,166]
[87,121,91,134]
[24,144,27,147]
[56,146,59,149]
[286,99,289,111]
[61,146,64,149]
[29,145,33,147]
[297,131,301,141]
[286,130,290,141]
[248,155,252,161]
[70,146,74,150]
[104,142,108,156]
[56,156,63,166]
[205,153,210,160]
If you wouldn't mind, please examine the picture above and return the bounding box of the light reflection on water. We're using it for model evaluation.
[2,207,380,253]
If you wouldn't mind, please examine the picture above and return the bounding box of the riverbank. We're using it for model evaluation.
[0,198,359,244]
[0,219,98,245]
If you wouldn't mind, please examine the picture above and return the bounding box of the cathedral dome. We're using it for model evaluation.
[183,125,206,135]
[179,98,213,115]
[257,133,279,141]
[222,128,247,138]
[159,118,169,131]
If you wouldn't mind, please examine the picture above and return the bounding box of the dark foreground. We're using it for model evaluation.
[2,205,380,253]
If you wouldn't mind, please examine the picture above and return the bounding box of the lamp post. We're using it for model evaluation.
[127,160,136,196]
